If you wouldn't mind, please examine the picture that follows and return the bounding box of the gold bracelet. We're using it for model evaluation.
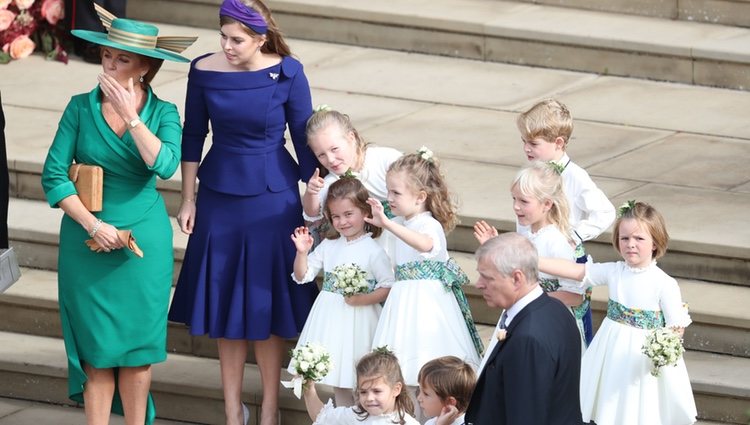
[182,198,195,202]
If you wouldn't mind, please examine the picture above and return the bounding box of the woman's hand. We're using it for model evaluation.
[91,221,125,252]
[364,198,388,229]
[291,226,314,254]
[177,199,196,234]
[305,168,325,195]
[473,220,498,245]
[98,73,139,123]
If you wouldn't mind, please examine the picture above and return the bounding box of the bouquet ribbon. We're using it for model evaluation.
[281,375,304,399]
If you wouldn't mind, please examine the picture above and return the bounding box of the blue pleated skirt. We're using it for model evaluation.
[168,185,318,339]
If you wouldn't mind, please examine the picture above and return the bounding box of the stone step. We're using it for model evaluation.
[4,252,748,359]
[6,28,750,287]
[126,0,750,90]
[0,330,746,424]
[0,331,330,425]
[8,190,750,339]
[10,163,750,289]
[0,397,195,425]
[503,0,750,28]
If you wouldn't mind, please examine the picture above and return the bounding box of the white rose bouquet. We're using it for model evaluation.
[283,342,332,398]
[331,263,370,296]
[641,328,685,377]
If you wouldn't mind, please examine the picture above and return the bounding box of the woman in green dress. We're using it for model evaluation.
[41,10,195,425]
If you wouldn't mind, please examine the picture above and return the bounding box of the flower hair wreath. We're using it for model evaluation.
[372,345,394,355]
[313,104,332,113]
[417,146,434,163]
[617,200,637,218]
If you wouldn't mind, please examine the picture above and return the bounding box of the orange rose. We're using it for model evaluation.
[13,0,34,10]
[41,0,62,25]
[0,9,14,31]
[9,34,35,59]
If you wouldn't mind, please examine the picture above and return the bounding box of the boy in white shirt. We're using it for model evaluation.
[516,98,616,344]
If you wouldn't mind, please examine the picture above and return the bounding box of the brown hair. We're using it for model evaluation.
[323,177,382,239]
[219,0,292,57]
[511,161,573,245]
[516,98,573,147]
[417,356,476,413]
[353,350,414,423]
[612,201,669,259]
[141,56,164,86]
[306,108,368,171]
[388,153,458,232]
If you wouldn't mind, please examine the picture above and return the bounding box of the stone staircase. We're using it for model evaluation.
[2,1,750,423]
[128,0,750,90]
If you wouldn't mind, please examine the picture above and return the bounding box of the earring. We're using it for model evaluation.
[139,75,144,83]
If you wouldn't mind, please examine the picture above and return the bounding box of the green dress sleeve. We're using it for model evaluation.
[42,96,81,208]
[145,100,181,179]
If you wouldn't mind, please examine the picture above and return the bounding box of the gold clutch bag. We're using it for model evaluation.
[68,164,103,212]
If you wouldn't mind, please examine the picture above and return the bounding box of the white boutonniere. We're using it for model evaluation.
[496,329,508,341]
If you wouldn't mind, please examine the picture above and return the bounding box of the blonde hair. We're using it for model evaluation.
[512,161,573,244]
[305,108,368,171]
[612,201,669,259]
[417,356,476,413]
[219,0,292,56]
[388,153,458,232]
[323,177,383,239]
[353,350,414,423]
[516,98,573,147]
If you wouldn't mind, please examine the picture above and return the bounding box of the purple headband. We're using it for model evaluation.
[220,0,268,34]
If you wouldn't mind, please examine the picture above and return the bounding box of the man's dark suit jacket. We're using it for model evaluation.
[465,291,584,425]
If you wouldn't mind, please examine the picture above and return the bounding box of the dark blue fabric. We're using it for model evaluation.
[169,186,318,339]
[180,54,318,196]
[168,54,319,339]
[576,252,594,344]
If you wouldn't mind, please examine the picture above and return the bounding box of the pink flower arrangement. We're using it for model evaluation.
[0,0,68,64]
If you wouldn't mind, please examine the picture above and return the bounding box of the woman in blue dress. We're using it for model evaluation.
[167,1,319,424]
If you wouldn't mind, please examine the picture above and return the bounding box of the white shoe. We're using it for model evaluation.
[242,404,250,425]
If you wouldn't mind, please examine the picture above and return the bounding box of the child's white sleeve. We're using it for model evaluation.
[312,400,352,425]
[302,175,335,222]
[415,219,443,260]
[573,184,616,242]
[582,261,612,287]
[660,277,692,328]
[546,238,585,294]
[291,241,326,284]
[371,248,395,289]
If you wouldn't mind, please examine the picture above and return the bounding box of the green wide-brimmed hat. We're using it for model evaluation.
[71,4,197,63]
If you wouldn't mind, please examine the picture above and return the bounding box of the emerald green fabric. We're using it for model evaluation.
[42,86,181,424]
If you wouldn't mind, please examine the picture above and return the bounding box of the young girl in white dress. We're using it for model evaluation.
[540,201,697,425]
[474,161,588,369]
[303,348,419,425]
[290,177,395,407]
[302,107,402,226]
[365,149,483,418]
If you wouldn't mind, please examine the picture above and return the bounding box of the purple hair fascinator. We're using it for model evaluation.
[220,0,268,34]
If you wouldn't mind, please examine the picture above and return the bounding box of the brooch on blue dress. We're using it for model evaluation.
[269,72,279,80]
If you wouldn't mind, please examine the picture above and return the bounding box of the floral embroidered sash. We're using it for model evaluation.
[607,299,665,329]
[395,258,484,357]
[322,272,376,295]
[539,278,561,293]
